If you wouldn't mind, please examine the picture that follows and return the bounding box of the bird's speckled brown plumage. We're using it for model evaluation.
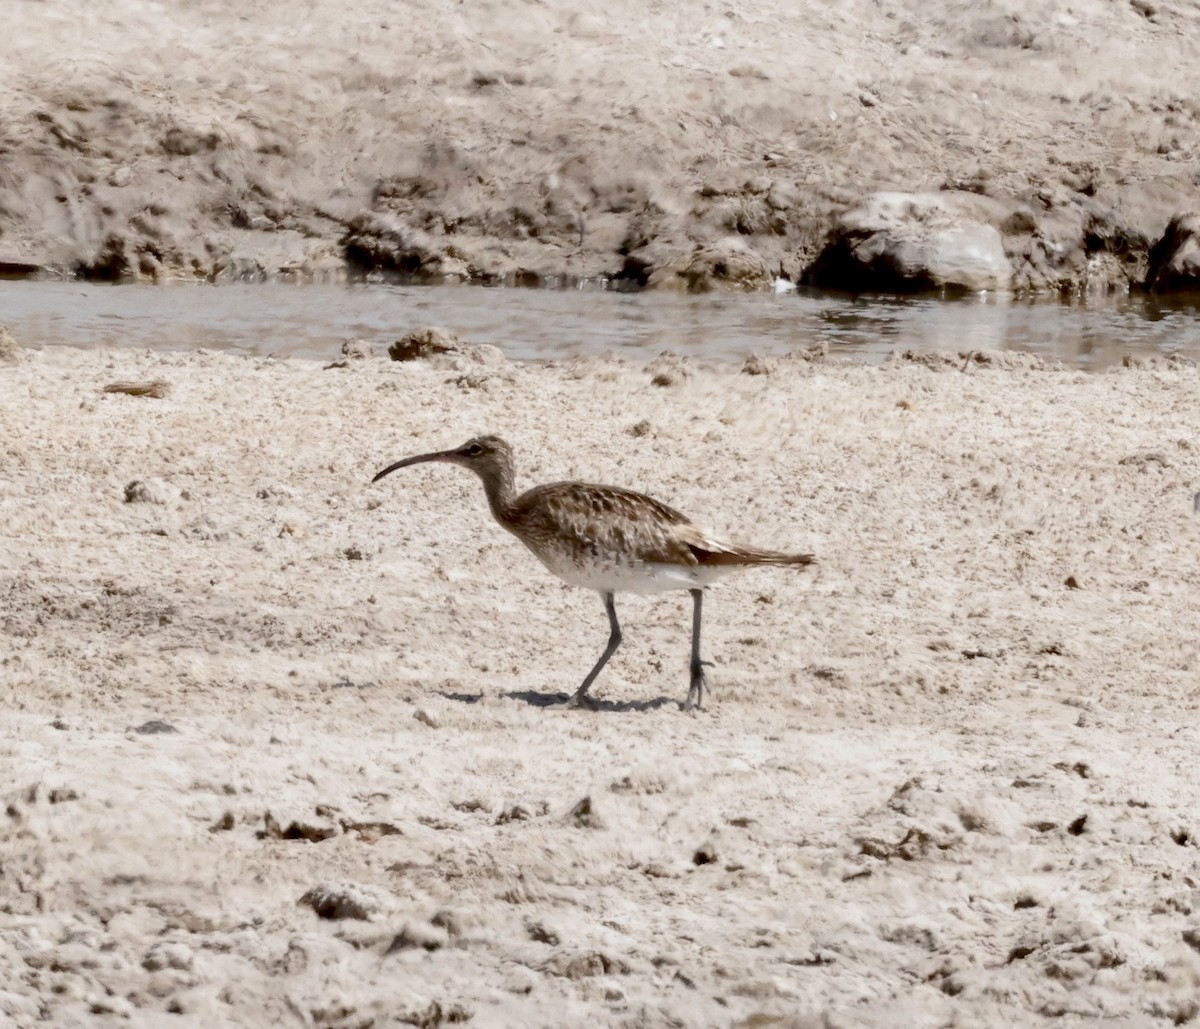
[505,480,813,591]
[372,434,815,709]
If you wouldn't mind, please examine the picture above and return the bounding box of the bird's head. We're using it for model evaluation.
[372,435,514,487]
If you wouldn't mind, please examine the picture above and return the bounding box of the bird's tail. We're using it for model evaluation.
[679,526,816,568]
[701,545,816,568]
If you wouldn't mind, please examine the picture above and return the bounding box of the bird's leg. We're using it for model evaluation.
[684,588,712,711]
[568,591,621,709]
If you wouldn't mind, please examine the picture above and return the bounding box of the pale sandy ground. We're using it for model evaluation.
[4,336,1200,1027]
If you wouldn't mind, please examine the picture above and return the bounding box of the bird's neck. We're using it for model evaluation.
[476,460,517,524]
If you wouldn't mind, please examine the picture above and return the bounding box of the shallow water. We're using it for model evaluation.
[3,280,1200,367]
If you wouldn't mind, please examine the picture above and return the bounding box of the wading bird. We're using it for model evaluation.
[372,435,814,710]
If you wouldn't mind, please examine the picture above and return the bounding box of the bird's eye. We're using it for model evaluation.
[465,443,484,457]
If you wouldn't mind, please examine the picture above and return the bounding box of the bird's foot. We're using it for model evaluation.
[566,691,600,711]
[683,661,712,712]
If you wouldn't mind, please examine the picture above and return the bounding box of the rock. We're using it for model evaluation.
[495,800,548,824]
[545,950,632,979]
[1145,214,1200,292]
[413,708,440,729]
[804,192,1013,293]
[342,213,467,282]
[340,339,372,360]
[161,124,221,156]
[567,795,604,829]
[300,882,386,921]
[646,353,690,387]
[1000,208,1038,235]
[103,379,171,398]
[741,354,776,376]
[525,920,560,945]
[387,327,504,366]
[613,237,675,289]
[132,719,178,734]
[789,342,829,363]
[387,327,460,360]
[650,238,772,292]
[75,232,161,282]
[257,811,340,842]
[124,478,183,505]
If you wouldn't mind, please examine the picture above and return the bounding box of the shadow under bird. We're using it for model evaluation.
[372,435,815,710]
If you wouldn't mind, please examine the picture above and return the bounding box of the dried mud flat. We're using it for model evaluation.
[3,337,1200,1027]
[5,0,1200,291]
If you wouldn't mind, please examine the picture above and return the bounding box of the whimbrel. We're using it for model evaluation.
[372,435,814,710]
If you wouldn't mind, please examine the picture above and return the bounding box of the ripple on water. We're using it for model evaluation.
[2,280,1199,368]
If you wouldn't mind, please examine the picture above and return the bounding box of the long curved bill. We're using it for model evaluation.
[372,449,457,483]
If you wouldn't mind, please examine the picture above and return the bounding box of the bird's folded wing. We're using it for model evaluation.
[511,482,813,568]
[675,524,815,567]
[512,482,698,565]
